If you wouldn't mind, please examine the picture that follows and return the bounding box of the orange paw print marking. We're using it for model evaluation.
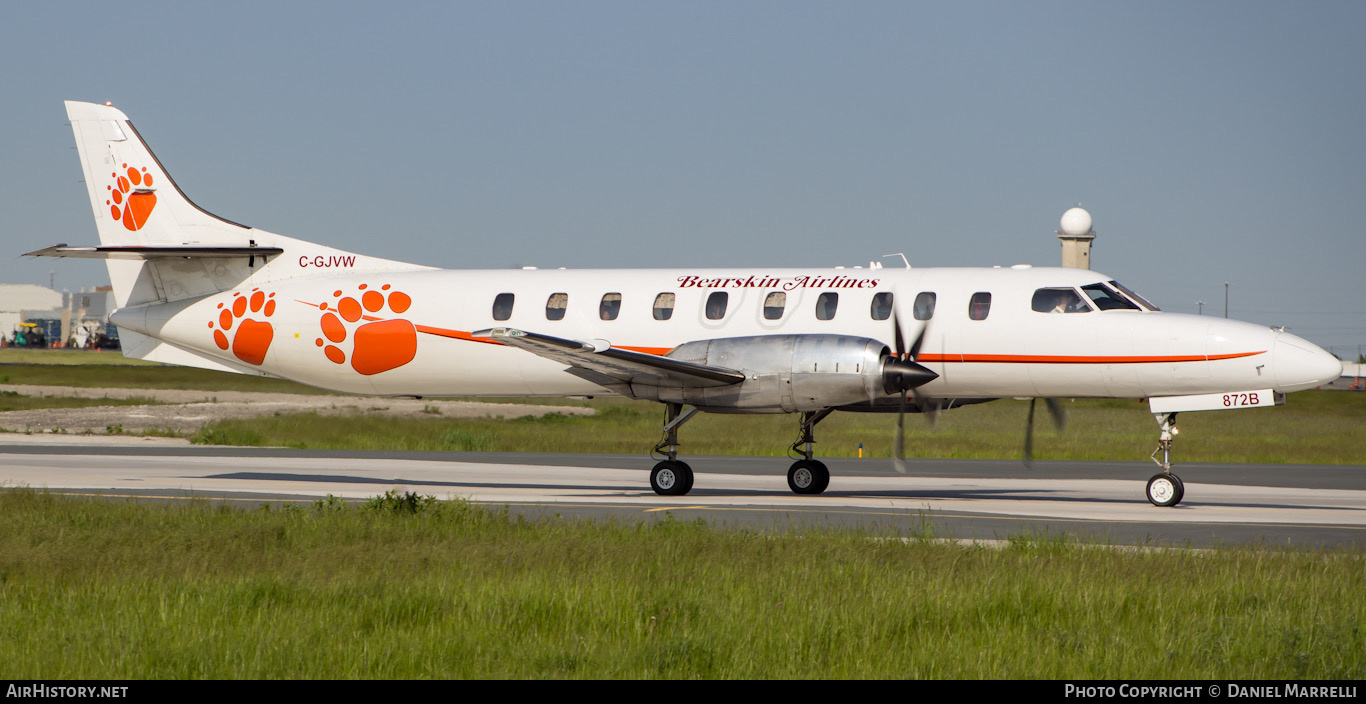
[107,163,157,231]
[209,289,277,365]
[317,284,416,375]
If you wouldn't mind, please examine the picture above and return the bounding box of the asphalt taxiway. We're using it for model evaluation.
[3,442,1362,548]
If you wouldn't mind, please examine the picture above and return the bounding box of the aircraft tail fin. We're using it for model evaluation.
[55,101,425,310]
[65,101,250,252]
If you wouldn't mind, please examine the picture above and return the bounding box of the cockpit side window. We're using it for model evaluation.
[1081,283,1140,311]
[1031,287,1091,314]
[1108,280,1160,311]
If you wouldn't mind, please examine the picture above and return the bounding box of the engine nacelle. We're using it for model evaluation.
[633,335,928,412]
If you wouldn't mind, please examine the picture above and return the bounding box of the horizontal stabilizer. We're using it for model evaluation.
[25,244,284,260]
[475,327,745,389]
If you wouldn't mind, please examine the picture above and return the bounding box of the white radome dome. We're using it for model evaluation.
[1060,207,1093,236]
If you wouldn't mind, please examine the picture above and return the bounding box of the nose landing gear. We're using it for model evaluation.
[1146,412,1185,507]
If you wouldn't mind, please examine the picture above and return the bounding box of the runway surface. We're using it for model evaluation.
[3,441,1363,548]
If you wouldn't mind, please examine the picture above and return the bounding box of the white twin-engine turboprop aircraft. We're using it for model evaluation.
[30,101,1343,506]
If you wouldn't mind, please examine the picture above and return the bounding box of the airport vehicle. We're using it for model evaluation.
[10,323,47,348]
[28,101,1343,505]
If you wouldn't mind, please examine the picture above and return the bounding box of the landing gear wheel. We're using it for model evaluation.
[788,459,830,495]
[1146,473,1184,507]
[651,460,694,496]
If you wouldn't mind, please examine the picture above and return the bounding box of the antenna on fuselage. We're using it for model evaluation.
[881,253,911,269]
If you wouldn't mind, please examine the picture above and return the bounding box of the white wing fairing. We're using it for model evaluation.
[32,101,1344,505]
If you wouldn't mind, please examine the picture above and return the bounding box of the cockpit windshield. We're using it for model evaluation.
[1107,280,1160,311]
[1081,283,1140,311]
[1031,288,1091,313]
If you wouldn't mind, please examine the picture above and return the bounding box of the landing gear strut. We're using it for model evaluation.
[651,403,699,496]
[787,409,833,494]
[1146,412,1185,507]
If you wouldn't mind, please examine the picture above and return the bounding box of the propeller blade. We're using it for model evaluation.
[889,306,932,475]
[915,389,940,428]
[1023,398,1037,469]
[907,321,926,361]
[1045,398,1068,432]
[892,309,928,360]
[893,392,907,474]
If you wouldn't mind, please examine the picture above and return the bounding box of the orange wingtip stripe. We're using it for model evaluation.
[617,346,671,356]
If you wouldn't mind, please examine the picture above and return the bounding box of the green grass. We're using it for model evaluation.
[4,352,1362,464]
[0,390,163,412]
[0,488,1359,679]
[0,362,329,395]
[191,391,1366,465]
[0,348,162,366]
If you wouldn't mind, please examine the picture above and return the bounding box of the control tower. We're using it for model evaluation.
[1057,206,1096,269]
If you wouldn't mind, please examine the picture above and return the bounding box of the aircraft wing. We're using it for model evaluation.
[25,244,285,260]
[474,327,744,394]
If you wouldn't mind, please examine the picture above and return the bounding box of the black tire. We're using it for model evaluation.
[651,460,693,496]
[788,459,830,495]
[1146,473,1182,507]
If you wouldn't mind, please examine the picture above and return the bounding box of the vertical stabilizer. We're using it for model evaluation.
[66,101,252,250]
[61,101,426,310]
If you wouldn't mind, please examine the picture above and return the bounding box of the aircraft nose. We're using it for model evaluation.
[1273,333,1343,392]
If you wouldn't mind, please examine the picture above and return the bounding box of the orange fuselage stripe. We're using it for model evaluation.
[916,351,1265,364]
[298,304,1266,364]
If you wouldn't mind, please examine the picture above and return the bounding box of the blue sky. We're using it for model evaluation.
[3,1,1363,355]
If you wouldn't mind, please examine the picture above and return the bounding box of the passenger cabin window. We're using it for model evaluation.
[1081,283,1139,311]
[546,292,568,321]
[1109,280,1160,311]
[1031,288,1091,314]
[763,292,786,320]
[492,293,514,321]
[913,292,936,321]
[816,292,838,321]
[968,292,991,321]
[653,293,675,320]
[600,293,622,320]
[870,292,893,321]
[705,292,728,320]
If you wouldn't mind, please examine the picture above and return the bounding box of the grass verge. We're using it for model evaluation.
[0,390,165,413]
[191,391,1366,465]
[0,488,1359,679]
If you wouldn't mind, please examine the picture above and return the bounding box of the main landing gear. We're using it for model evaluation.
[1146,412,1185,507]
[650,403,699,496]
[787,409,833,494]
[648,404,836,496]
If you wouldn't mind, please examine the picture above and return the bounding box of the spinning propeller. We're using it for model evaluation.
[1022,397,1068,468]
[884,312,939,473]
